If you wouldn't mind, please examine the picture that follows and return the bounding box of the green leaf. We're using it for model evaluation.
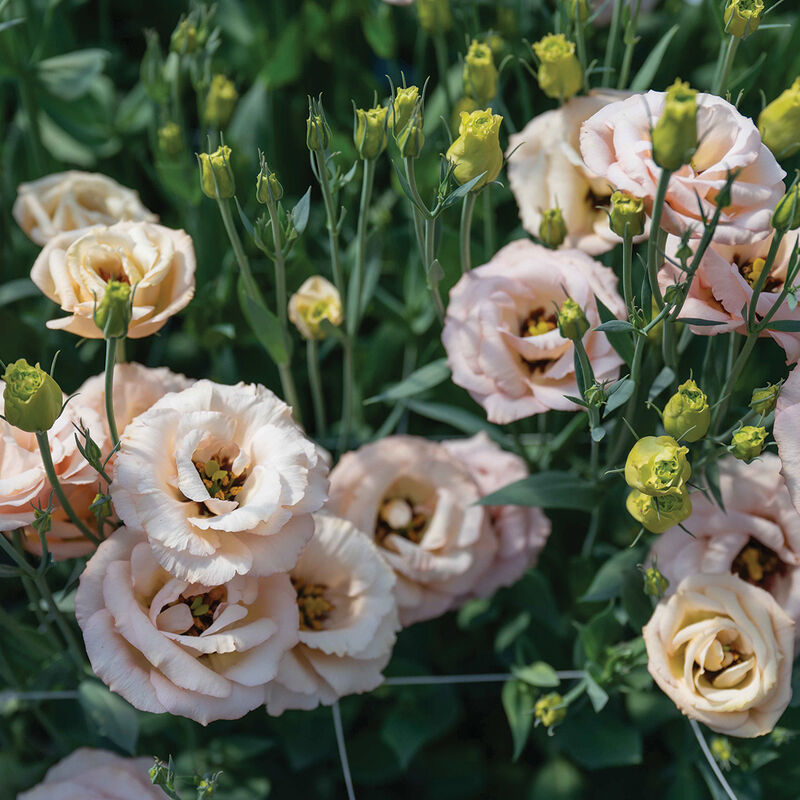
[530,758,585,800]
[764,319,800,332]
[501,680,534,761]
[584,674,609,712]
[364,359,450,405]
[38,49,110,100]
[513,661,560,688]
[237,277,289,366]
[0,279,38,307]
[630,25,680,91]
[677,317,728,327]
[260,20,304,89]
[558,709,642,769]
[78,681,139,754]
[581,546,644,603]
[648,366,676,401]
[594,320,637,333]
[479,471,600,511]
[577,603,624,663]
[604,377,635,416]
[362,2,395,59]
[595,296,634,365]
[290,187,312,236]
[405,399,505,441]
[440,173,487,210]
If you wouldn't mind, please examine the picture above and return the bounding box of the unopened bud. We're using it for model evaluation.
[569,0,590,22]
[288,276,343,341]
[663,379,710,443]
[256,167,283,204]
[354,105,389,160]
[94,281,132,339]
[724,0,764,39]
[445,109,503,191]
[772,184,800,233]
[157,122,183,158]
[750,382,782,416]
[730,425,768,462]
[759,79,800,160]
[463,39,498,107]
[625,435,691,497]
[627,487,692,533]
[306,103,332,152]
[643,565,669,598]
[198,145,235,199]
[652,79,698,172]
[532,34,583,101]
[609,191,646,238]
[171,19,198,54]
[539,208,567,248]
[392,86,420,135]
[534,693,566,728]
[557,298,589,341]
[204,74,238,128]
[417,0,452,34]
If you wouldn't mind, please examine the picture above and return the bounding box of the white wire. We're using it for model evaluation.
[689,718,739,800]
[332,701,356,800]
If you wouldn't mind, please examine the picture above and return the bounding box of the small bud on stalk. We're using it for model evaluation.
[609,191,646,238]
[730,425,768,462]
[569,0,590,23]
[627,487,692,533]
[94,280,132,339]
[256,168,283,204]
[772,184,800,233]
[306,98,332,152]
[539,208,567,249]
[204,75,238,128]
[663,379,710,443]
[625,436,691,497]
[171,18,199,54]
[288,277,343,341]
[643,565,669,598]
[157,122,183,157]
[532,34,583,101]
[392,86,420,135]
[724,0,764,39]
[534,693,566,728]
[2,359,63,433]
[652,79,698,172]
[354,105,389,161]
[462,40,498,107]
[759,79,800,159]
[556,298,589,341]
[417,0,452,35]
[198,145,235,199]
[445,109,503,191]
[750,382,782,416]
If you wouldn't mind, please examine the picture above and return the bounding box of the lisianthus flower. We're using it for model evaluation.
[75,527,299,725]
[110,380,328,585]
[328,435,496,626]
[442,240,625,423]
[774,365,800,515]
[265,514,399,714]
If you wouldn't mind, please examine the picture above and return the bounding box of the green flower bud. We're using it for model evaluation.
[392,86,420,135]
[171,18,199,54]
[652,79,698,172]
[569,0,590,22]
[445,109,503,191]
[534,692,566,728]
[663,379,710,443]
[306,103,332,152]
[397,115,425,158]
[626,487,692,534]
[724,0,764,39]
[750,382,782,416]
[90,492,113,519]
[759,78,800,160]
[625,435,691,497]
[584,383,606,409]
[557,298,590,341]
[730,425,768,462]
[771,185,800,233]
[609,191,646,238]
[256,167,283,204]
[643,565,669,598]
[532,34,583,101]
[539,207,567,249]
[157,122,183,158]
[463,40,498,108]
[204,74,238,128]
[710,737,733,766]
[198,145,235,199]
[417,0,452,34]
[94,280,132,339]
[354,105,389,161]
[2,359,62,433]
[32,504,53,535]
[450,96,479,136]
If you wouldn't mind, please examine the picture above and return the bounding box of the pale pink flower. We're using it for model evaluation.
[13,171,157,246]
[507,90,648,255]
[265,514,399,715]
[774,365,800,515]
[18,748,167,800]
[643,573,794,737]
[75,526,299,725]
[328,436,497,626]
[660,233,800,362]
[31,221,196,339]
[650,455,800,647]
[442,240,625,424]
[110,381,328,585]
[580,91,785,246]
[442,433,551,596]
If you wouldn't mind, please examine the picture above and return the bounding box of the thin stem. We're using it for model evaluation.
[34,571,85,669]
[339,340,354,454]
[647,170,673,310]
[617,0,642,90]
[622,225,635,319]
[217,198,260,298]
[482,185,495,258]
[747,232,784,330]
[383,671,585,686]
[424,217,446,324]
[104,338,120,449]
[332,702,356,800]
[314,150,345,296]
[603,0,623,84]
[35,432,100,546]
[349,159,376,334]
[459,191,478,273]
[712,35,740,97]
[432,32,453,112]
[710,332,757,437]
[307,340,326,437]
[689,719,739,800]
[574,17,589,92]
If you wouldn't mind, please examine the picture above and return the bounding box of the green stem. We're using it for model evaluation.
[603,0,624,84]
[307,340,326,437]
[617,0,642,90]
[483,185,495,258]
[622,226,635,319]
[574,18,589,92]
[34,568,85,669]
[217,198,260,298]
[424,216,446,323]
[35,432,100,546]
[433,32,453,112]
[349,159,376,335]
[339,339,354,454]
[314,150,345,296]
[104,338,120,449]
[459,192,478,273]
[712,35,739,97]
[747,232,784,331]
[710,332,758,436]
[647,170,673,310]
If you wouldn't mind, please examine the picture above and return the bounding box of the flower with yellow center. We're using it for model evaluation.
[446,109,503,191]
[288,276,343,340]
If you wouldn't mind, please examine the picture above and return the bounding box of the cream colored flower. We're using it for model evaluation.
[110,381,329,585]
[328,435,497,626]
[265,514,399,714]
[31,221,196,339]
[75,527,299,725]
[442,433,551,596]
[774,364,800,515]
[18,748,167,799]
[643,572,794,737]
[288,276,343,340]
[507,91,643,255]
[13,171,157,246]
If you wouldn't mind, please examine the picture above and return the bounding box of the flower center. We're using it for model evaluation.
[292,577,335,631]
[695,636,754,689]
[164,587,227,637]
[732,537,785,587]
[86,245,131,285]
[193,454,248,502]
[376,496,428,546]
[737,257,781,292]
[520,308,557,338]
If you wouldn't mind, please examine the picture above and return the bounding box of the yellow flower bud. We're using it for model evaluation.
[710,737,733,766]
[532,34,583,101]
[198,145,235,199]
[569,0,590,22]
[625,435,691,497]
[94,280,132,339]
[450,96,478,136]
[730,425,768,462]
[663,379,710,443]
[643,565,669,598]
[534,693,566,728]
[354,105,389,161]
[771,184,800,233]
[557,298,589,340]
[652,79,698,172]
[759,78,800,159]
[397,115,425,158]
[417,0,452,34]
[626,487,692,534]
[204,74,238,128]
[750,382,782,416]
[539,207,567,249]
[256,168,283,204]
[463,40,498,107]
[171,19,198,54]
[2,359,63,433]
[724,0,764,39]
[392,86,420,135]
[157,122,183,158]
[609,191,646,238]
[288,276,343,340]
[306,104,332,152]
[445,109,503,191]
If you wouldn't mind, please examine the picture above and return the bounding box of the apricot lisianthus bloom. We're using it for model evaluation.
[659,233,800,362]
[76,527,299,725]
[18,748,167,799]
[580,91,785,246]
[0,384,106,559]
[650,455,800,647]
[442,433,551,596]
[13,171,157,246]
[110,380,328,585]
[442,240,625,424]
[643,572,794,737]
[31,221,196,339]
[265,514,399,714]
[328,435,496,626]
[774,365,800,515]
[507,90,646,256]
